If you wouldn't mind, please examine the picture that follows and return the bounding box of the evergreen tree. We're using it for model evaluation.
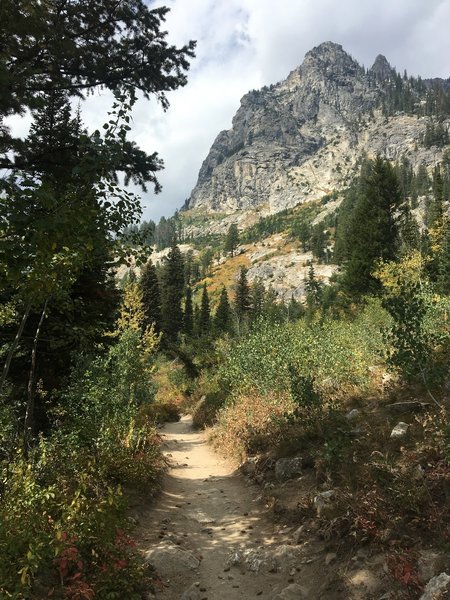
[250,278,265,321]
[199,283,211,335]
[183,285,193,335]
[341,157,404,296]
[140,260,161,331]
[224,224,239,256]
[161,242,185,340]
[235,267,251,318]
[437,221,450,294]
[215,287,231,333]
[305,263,323,311]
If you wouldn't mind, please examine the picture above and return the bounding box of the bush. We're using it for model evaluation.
[0,328,162,597]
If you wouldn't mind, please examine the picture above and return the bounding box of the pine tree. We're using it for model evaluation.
[250,279,265,321]
[305,263,323,311]
[183,285,193,335]
[341,157,404,296]
[224,224,239,257]
[199,283,211,335]
[215,287,231,333]
[140,260,161,331]
[161,242,185,340]
[235,267,251,318]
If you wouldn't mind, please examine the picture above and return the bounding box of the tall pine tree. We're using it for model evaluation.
[161,242,185,340]
[140,259,162,331]
[341,157,404,296]
[199,283,211,335]
[215,287,231,333]
[235,267,251,318]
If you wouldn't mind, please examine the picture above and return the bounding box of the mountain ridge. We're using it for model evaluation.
[184,41,449,229]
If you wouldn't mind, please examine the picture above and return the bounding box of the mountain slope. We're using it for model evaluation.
[185,42,449,226]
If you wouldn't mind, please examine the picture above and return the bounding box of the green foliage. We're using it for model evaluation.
[140,259,162,331]
[161,242,185,340]
[224,223,239,256]
[199,283,211,335]
[214,287,231,333]
[376,252,450,385]
[219,305,388,401]
[340,157,404,296]
[0,327,161,597]
[234,267,251,320]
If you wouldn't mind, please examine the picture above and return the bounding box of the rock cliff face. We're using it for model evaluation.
[186,42,449,221]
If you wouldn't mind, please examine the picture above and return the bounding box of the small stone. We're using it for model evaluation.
[390,422,409,439]
[346,409,360,420]
[293,525,305,544]
[180,584,201,600]
[325,552,337,565]
[272,583,308,599]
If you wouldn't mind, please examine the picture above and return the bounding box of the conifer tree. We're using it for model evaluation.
[199,283,211,335]
[161,242,185,340]
[224,224,239,257]
[215,287,231,333]
[341,157,403,296]
[184,285,194,335]
[250,279,265,321]
[305,263,323,311]
[140,260,161,331]
[235,267,251,318]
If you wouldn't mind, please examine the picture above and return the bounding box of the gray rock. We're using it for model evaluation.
[180,583,201,600]
[144,542,200,576]
[386,401,430,413]
[390,422,409,439]
[419,572,450,600]
[275,456,304,481]
[272,583,308,599]
[227,545,303,574]
[325,552,337,565]
[346,409,360,420]
[313,490,336,516]
[418,551,449,584]
[293,525,305,544]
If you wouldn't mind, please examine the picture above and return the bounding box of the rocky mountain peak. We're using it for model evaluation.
[370,54,393,80]
[300,41,362,77]
[185,42,448,219]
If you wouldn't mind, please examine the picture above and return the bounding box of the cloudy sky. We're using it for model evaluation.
[9,0,450,223]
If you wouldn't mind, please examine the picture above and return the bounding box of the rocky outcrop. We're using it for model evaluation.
[186,42,449,222]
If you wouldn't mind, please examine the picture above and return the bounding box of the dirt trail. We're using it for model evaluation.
[134,415,317,600]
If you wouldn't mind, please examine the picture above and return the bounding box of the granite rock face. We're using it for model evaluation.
[186,42,449,221]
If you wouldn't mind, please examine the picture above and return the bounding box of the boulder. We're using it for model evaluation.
[346,409,360,420]
[418,551,450,584]
[275,457,304,481]
[390,422,409,439]
[313,490,336,517]
[144,542,200,577]
[419,572,450,600]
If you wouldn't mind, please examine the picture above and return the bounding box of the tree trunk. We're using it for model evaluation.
[24,299,49,446]
[0,301,32,397]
